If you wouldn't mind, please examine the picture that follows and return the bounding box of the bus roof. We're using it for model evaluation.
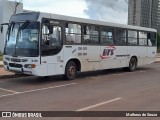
[16,12,157,32]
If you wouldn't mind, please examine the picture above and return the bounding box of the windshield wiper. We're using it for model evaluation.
[14,21,30,56]
[18,20,30,32]
[7,22,15,41]
[16,20,30,47]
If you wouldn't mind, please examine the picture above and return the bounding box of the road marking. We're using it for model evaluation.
[86,77,101,79]
[20,83,77,94]
[139,71,146,73]
[95,77,102,79]
[118,74,123,76]
[0,83,77,98]
[76,98,122,111]
[86,70,148,79]
[0,88,19,93]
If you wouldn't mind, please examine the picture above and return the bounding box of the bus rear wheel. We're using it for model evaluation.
[128,57,137,72]
[65,61,77,80]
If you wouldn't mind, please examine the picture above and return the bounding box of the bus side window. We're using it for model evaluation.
[42,25,50,45]
[100,27,114,45]
[49,26,62,46]
[128,30,138,46]
[139,31,147,46]
[83,25,99,44]
[148,32,156,46]
[83,25,91,44]
[115,28,127,46]
[65,23,81,44]
[42,24,62,55]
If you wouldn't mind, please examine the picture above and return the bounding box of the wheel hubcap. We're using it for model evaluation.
[68,66,76,76]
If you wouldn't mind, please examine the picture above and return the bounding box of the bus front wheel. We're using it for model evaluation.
[65,61,77,80]
[128,57,137,72]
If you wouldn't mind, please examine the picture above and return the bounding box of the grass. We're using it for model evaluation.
[0,53,3,61]
[158,48,160,53]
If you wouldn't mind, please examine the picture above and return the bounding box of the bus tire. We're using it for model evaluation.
[15,72,24,75]
[128,57,137,72]
[122,67,128,71]
[65,61,77,80]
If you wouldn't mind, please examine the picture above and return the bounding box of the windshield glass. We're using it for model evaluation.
[4,22,40,57]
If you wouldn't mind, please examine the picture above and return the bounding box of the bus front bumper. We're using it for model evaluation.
[3,64,47,76]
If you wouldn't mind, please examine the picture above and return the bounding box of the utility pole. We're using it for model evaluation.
[13,0,23,14]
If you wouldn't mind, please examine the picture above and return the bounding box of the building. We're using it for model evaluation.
[128,0,160,32]
[0,0,23,53]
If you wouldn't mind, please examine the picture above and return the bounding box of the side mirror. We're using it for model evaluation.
[1,23,9,33]
[0,26,3,33]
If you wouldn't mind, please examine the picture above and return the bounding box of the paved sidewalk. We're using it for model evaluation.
[0,68,13,76]
[156,57,160,62]
[0,61,3,65]
[0,61,13,76]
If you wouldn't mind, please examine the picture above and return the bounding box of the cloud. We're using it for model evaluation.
[9,0,128,24]
[84,0,128,24]
[22,0,89,18]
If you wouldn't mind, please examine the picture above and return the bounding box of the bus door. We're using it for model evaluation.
[82,25,101,71]
[148,32,157,63]
[41,19,64,76]
[113,29,128,67]
[138,31,148,64]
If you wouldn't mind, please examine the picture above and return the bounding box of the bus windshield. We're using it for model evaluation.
[4,21,40,57]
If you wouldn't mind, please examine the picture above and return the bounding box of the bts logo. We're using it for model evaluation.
[100,46,116,60]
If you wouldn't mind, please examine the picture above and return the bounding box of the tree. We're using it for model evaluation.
[157,32,160,49]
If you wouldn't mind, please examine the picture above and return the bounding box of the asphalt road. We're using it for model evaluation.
[0,63,160,120]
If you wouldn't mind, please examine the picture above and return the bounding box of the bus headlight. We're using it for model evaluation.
[24,64,36,69]
[3,61,8,65]
[5,57,10,61]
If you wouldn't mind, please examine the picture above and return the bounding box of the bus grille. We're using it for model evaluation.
[9,63,23,68]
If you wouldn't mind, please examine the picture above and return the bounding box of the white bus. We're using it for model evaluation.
[1,12,157,80]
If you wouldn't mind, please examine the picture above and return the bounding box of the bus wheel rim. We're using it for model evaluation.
[68,66,76,76]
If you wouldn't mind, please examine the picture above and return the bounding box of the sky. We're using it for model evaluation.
[14,0,128,24]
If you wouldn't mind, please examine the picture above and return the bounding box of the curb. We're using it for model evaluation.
[0,74,30,79]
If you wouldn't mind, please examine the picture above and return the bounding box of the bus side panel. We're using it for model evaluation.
[148,47,157,64]
[114,46,129,67]
[34,64,48,76]
[100,46,128,69]
[63,45,101,72]
[128,46,148,66]
[41,50,64,76]
[100,45,117,69]
[83,46,100,71]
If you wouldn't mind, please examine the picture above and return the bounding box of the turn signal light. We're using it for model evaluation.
[24,64,36,69]
[31,64,36,68]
